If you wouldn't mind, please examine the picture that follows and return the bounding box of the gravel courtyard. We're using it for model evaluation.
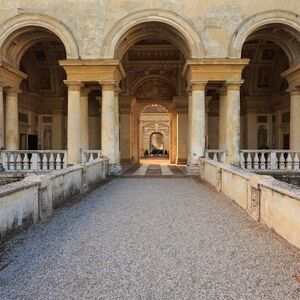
[0,178,300,299]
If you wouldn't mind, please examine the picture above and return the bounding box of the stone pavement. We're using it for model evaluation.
[0,178,300,299]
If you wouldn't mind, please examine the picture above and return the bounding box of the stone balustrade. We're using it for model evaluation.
[240,150,300,171]
[81,150,102,163]
[1,150,67,172]
[205,150,226,163]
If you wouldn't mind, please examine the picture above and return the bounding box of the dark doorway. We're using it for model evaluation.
[28,135,38,150]
[283,134,290,150]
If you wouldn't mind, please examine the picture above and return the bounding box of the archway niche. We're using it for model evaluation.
[115,21,191,164]
[240,23,300,150]
[1,25,68,150]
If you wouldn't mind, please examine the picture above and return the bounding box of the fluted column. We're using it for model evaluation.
[65,81,82,165]
[0,83,6,149]
[100,81,117,171]
[225,81,243,165]
[290,87,300,150]
[80,88,90,150]
[218,87,227,150]
[5,88,20,150]
[188,81,207,171]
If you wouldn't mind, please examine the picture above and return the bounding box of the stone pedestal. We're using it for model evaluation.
[5,88,19,150]
[188,81,206,173]
[65,81,82,165]
[225,81,242,166]
[290,88,300,150]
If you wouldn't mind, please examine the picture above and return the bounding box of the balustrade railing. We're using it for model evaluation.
[240,150,300,171]
[1,150,67,172]
[205,150,226,163]
[81,150,102,163]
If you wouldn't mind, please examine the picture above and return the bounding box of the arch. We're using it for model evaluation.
[0,13,79,62]
[101,9,204,59]
[229,10,300,60]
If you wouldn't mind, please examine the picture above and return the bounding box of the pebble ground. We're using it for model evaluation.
[0,178,300,299]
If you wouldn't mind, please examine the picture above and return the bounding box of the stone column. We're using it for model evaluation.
[290,87,300,150]
[80,88,90,150]
[0,83,6,149]
[187,87,192,166]
[218,87,227,150]
[188,81,207,172]
[225,81,243,165]
[114,87,121,171]
[100,81,117,172]
[205,96,212,148]
[65,81,82,165]
[5,88,20,150]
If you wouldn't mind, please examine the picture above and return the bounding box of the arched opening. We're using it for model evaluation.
[149,132,164,156]
[240,23,298,150]
[139,104,170,162]
[2,26,68,150]
[116,21,191,164]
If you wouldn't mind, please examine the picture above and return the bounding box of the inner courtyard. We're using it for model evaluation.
[1,2,300,299]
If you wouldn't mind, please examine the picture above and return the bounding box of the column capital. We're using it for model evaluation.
[219,86,227,96]
[114,87,121,96]
[225,80,244,90]
[5,87,21,96]
[189,80,207,91]
[289,86,300,96]
[0,81,7,90]
[64,80,83,91]
[99,80,116,91]
[81,87,91,97]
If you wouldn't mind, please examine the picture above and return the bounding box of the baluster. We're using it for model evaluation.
[260,152,267,170]
[49,153,55,170]
[279,153,285,170]
[286,153,293,170]
[63,152,67,169]
[213,152,218,161]
[8,153,15,171]
[266,152,271,170]
[2,152,8,171]
[246,153,252,169]
[23,153,29,170]
[42,153,48,170]
[253,152,259,169]
[205,151,209,159]
[16,153,22,170]
[89,153,93,162]
[240,152,245,168]
[294,152,300,170]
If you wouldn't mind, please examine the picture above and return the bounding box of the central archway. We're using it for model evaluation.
[102,9,204,59]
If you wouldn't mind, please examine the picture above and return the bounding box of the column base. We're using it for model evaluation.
[187,164,200,174]
[108,163,122,175]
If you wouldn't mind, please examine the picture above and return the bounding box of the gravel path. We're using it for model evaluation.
[0,178,300,299]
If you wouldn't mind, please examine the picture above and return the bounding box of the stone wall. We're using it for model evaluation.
[1,1,299,59]
[199,158,300,250]
[0,158,108,241]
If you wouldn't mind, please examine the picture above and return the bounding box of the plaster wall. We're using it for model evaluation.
[1,1,300,59]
